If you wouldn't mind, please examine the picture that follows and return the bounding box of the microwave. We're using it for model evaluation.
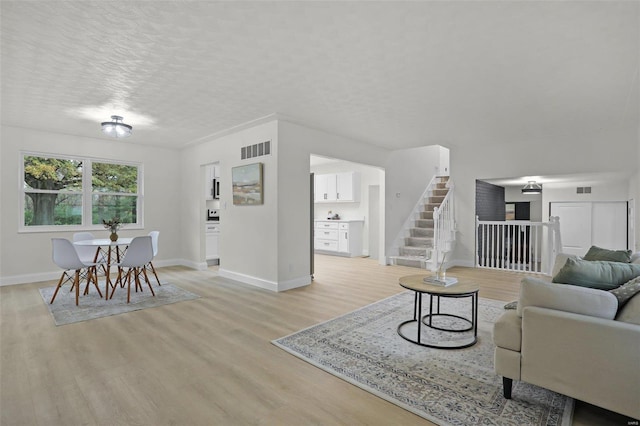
[212,178,220,199]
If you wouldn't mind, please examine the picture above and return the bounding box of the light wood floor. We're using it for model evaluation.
[0,255,632,425]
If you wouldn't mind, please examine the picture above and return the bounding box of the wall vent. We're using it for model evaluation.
[241,140,271,160]
[576,186,592,194]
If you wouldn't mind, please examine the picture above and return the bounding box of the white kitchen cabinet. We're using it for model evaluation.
[314,172,360,203]
[314,220,363,257]
[206,222,220,260]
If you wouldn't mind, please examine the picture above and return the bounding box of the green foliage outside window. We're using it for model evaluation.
[22,155,140,227]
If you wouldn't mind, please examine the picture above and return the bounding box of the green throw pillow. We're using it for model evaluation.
[504,301,518,310]
[609,276,640,308]
[552,257,640,290]
[583,245,632,263]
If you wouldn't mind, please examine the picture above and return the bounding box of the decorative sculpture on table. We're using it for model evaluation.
[103,217,122,241]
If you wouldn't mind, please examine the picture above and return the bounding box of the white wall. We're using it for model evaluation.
[179,119,389,291]
[311,160,384,255]
[384,145,446,257]
[180,121,281,289]
[0,126,182,285]
[542,180,630,221]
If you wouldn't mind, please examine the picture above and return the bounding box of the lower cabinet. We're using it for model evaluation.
[314,221,363,257]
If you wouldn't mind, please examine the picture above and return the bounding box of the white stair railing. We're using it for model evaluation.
[432,182,455,270]
[475,216,561,275]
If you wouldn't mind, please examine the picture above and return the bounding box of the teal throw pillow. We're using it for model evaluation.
[552,257,640,290]
[583,245,632,263]
[609,276,640,308]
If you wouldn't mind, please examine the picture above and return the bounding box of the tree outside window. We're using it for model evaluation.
[22,154,141,229]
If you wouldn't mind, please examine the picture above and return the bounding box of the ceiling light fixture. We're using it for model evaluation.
[101,115,132,138]
[521,181,542,195]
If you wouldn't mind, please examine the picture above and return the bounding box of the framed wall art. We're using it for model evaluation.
[232,162,264,205]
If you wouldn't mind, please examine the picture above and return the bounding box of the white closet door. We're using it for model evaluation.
[550,203,592,256]
[592,202,627,250]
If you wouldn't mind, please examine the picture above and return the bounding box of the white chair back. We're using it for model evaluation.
[52,238,85,271]
[73,232,97,263]
[148,231,159,257]
[120,236,153,268]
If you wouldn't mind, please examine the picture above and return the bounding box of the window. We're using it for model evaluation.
[21,153,142,231]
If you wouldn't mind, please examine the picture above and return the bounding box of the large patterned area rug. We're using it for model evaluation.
[273,292,573,426]
[39,281,200,326]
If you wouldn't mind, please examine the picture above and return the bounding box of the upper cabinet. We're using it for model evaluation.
[205,164,220,200]
[314,172,360,203]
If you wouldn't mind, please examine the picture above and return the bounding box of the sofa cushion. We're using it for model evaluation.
[609,276,640,308]
[550,253,577,278]
[615,292,640,325]
[552,257,640,290]
[583,245,632,263]
[517,277,618,319]
[632,252,640,264]
[493,310,522,351]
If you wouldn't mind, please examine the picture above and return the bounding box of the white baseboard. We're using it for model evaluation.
[0,258,188,287]
[218,268,311,292]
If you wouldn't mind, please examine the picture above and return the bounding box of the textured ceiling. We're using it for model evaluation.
[1,1,638,151]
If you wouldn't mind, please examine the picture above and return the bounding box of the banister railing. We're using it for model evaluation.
[432,182,455,267]
[475,216,561,275]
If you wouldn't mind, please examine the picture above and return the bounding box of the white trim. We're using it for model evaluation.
[218,268,312,292]
[218,268,278,291]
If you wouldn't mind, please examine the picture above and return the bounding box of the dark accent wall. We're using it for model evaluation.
[475,180,505,220]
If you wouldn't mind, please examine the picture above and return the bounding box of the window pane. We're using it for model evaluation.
[24,156,82,192]
[24,193,82,226]
[92,163,138,193]
[92,194,138,225]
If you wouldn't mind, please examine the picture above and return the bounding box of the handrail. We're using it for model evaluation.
[432,181,455,269]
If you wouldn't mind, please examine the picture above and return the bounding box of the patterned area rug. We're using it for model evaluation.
[273,292,573,426]
[39,282,200,326]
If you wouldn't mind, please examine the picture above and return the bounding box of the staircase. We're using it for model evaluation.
[389,176,455,270]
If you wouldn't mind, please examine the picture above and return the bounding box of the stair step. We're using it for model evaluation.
[420,211,434,220]
[423,202,442,211]
[400,246,432,256]
[433,188,448,196]
[415,219,434,228]
[438,176,449,182]
[410,228,434,237]
[405,236,434,248]
[429,196,445,204]
[390,255,427,269]
[436,182,448,189]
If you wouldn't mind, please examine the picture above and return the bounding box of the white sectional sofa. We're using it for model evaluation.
[492,253,640,419]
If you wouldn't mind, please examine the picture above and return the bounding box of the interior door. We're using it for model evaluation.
[550,202,592,256]
[592,202,627,250]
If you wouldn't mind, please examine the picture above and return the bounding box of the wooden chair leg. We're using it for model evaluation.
[90,267,103,298]
[142,268,155,297]
[127,269,132,303]
[74,270,80,306]
[49,273,66,304]
[149,262,161,285]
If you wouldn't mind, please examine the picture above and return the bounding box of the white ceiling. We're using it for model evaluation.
[1,1,638,153]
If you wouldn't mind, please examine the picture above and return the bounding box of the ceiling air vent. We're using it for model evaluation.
[576,187,592,194]
[241,140,271,160]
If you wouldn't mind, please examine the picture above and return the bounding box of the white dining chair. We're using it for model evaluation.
[109,236,155,303]
[73,232,107,275]
[146,231,161,286]
[51,238,104,306]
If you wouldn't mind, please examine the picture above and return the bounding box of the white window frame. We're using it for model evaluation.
[19,151,144,233]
